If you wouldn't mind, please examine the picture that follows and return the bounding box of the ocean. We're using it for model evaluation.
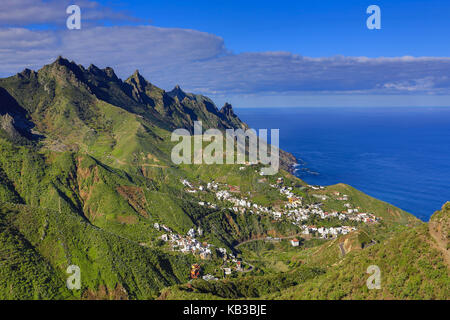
[236,107,450,221]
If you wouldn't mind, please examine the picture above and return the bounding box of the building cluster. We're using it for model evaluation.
[179,178,380,242]
[197,201,217,209]
[154,223,215,260]
[154,219,240,265]
[300,225,357,238]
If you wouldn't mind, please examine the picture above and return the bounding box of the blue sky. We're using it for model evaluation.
[1,0,450,107]
[97,0,450,57]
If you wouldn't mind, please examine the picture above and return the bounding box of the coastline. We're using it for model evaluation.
[236,107,450,221]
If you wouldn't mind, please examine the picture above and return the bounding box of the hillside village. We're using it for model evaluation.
[155,223,213,256]
[147,176,383,279]
[150,177,381,266]
[181,177,380,241]
[153,220,249,280]
[0,56,446,300]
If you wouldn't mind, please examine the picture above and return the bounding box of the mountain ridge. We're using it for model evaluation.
[0,58,447,300]
[0,56,296,171]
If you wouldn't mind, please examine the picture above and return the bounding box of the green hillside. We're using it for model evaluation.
[0,58,447,300]
[161,204,449,300]
[270,204,450,300]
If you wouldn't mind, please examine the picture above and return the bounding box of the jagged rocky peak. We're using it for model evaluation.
[168,84,187,101]
[51,56,76,68]
[49,56,87,73]
[123,70,153,103]
[17,68,37,79]
[87,64,119,81]
[131,69,145,82]
[219,102,248,130]
[220,102,236,117]
[104,67,119,81]
[87,63,102,73]
[126,69,151,91]
[54,55,66,64]
[44,56,86,82]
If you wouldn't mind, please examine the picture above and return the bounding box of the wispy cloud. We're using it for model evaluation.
[172,53,450,95]
[0,0,140,27]
[0,2,449,103]
[0,26,226,78]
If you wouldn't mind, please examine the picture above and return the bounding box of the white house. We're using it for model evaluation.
[187,228,196,238]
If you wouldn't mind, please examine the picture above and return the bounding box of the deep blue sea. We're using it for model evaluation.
[236,107,450,221]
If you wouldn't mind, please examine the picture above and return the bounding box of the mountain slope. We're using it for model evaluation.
[161,205,448,300]
[271,204,449,300]
[429,202,450,266]
[0,58,445,300]
[0,202,198,300]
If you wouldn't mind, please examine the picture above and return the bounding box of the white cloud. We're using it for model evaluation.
[0,26,226,78]
[0,0,140,26]
[0,23,450,101]
[159,52,450,95]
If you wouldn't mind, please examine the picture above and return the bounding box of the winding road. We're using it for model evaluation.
[339,243,346,256]
[234,233,306,249]
[233,233,307,273]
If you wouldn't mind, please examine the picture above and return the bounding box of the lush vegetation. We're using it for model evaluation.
[272,223,449,300]
[0,57,447,300]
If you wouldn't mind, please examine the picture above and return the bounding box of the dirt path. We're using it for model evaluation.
[233,233,306,273]
[429,222,450,267]
[141,163,169,168]
[240,261,254,273]
[234,233,305,249]
[108,155,168,168]
[339,243,346,257]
